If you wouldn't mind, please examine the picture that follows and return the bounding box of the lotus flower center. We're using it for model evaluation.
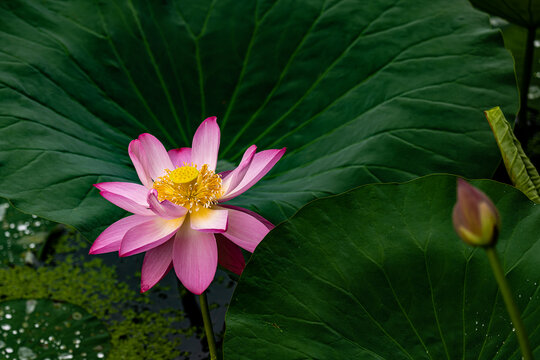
[152,164,222,213]
[170,166,199,184]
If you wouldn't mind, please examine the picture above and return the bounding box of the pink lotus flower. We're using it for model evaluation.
[89,117,285,294]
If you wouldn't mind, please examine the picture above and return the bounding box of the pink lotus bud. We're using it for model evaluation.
[453,178,500,247]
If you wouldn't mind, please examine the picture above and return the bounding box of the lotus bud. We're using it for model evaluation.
[452,178,500,247]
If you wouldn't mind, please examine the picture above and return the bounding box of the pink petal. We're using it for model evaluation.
[89,214,149,254]
[216,234,245,275]
[190,208,228,232]
[219,169,232,178]
[220,148,286,201]
[141,239,174,293]
[119,216,184,257]
[147,189,188,219]
[138,133,174,180]
[95,182,149,205]
[168,147,192,167]
[173,225,218,295]
[220,206,271,252]
[191,117,220,171]
[221,145,256,195]
[220,204,274,230]
[98,191,153,216]
[129,139,152,188]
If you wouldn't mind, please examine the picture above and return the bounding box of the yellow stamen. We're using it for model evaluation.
[153,164,222,213]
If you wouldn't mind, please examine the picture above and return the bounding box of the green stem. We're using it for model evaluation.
[485,247,534,360]
[518,26,536,130]
[199,292,218,360]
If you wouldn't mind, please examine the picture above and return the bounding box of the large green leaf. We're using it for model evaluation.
[0,0,517,240]
[0,199,56,266]
[0,299,110,359]
[225,175,540,359]
[485,107,540,202]
[469,0,540,27]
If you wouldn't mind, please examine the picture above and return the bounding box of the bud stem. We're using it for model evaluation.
[485,246,534,360]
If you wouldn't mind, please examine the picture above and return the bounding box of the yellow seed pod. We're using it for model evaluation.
[169,166,199,184]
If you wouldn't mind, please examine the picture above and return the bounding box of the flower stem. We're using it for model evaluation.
[199,292,218,360]
[485,246,534,360]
